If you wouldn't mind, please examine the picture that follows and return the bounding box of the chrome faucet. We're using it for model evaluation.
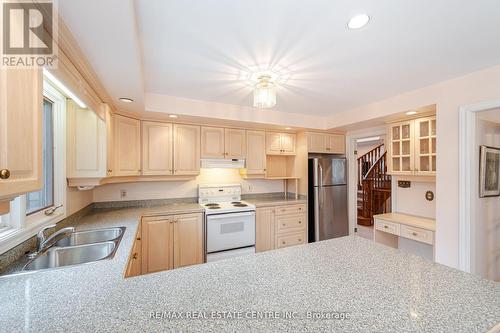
[29,225,75,258]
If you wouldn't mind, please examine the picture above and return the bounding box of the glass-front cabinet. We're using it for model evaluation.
[388,116,436,176]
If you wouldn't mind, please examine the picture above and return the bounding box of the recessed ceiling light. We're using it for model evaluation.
[119,97,134,103]
[169,115,178,118]
[347,14,370,29]
[285,127,292,130]
[406,111,417,115]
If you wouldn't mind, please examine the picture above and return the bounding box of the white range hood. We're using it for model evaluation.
[201,159,245,169]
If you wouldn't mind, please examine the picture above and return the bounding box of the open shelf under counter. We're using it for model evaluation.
[373,213,436,261]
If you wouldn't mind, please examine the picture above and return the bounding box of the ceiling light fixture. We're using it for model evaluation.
[253,74,276,109]
[347,14,370,29]
[285,127,292,130]
[119,97,134,103]
[169,115,178,118]
[406,111,417,115]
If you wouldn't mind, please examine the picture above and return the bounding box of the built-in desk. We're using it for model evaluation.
[373,213,436,261]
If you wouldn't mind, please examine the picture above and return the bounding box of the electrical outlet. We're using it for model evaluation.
[120,189,127,199]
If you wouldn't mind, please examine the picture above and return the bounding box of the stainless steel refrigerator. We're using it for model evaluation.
[308,156,349,242]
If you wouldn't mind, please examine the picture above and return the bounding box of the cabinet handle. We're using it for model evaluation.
[136,237,141,241]
[107,169,113,173]
[384,225,388,229]
[282,241,286,245]
[298,221,301,224]
[412,232,418,236]
[282,223,286,226]
[132,253,138,260]
[0,169,10,179]
[298,238,302,242]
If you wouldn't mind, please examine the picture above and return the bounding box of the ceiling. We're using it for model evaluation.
[59,0,500,117]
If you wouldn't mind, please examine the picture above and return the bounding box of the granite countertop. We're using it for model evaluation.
[244,195,307,207]
[0,206,499,332]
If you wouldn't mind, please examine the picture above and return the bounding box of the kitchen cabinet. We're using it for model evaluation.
[255,203,307,253]
[173,124,200,175]
[125,226,142,278]
[244,130,266,175]
[388,116,436,176]
[104,104,114,177]
[0,67,43,211]
[114,115,141,176]
[307,133,345,154]
[141,212,203,274]
[142,121,173,175]
[266,132,296,155]
[67,100,107,178]
[201,127,246,159]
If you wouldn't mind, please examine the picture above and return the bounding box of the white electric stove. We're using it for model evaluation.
[199,184,256,262]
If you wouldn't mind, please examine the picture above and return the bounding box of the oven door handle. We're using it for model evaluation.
[206,211,256,220]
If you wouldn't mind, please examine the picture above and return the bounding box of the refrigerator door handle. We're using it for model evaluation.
[319,164,323,187]
[313,187,320,242]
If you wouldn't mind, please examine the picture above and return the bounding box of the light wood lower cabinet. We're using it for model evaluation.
[125,225,142,278]
[255,203,307,253]
[139,212,203,275]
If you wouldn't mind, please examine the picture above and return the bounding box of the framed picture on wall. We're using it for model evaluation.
[479,145,500,197]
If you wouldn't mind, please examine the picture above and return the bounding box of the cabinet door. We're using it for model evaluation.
[104,105,114,177]
[308,133,327,153]
[0,68,43,202]
[173,213,203,268]
[280,133,296,155]
[141,217,174,273]
[173,124,200,175]
[142,121,172,176]
[67,100,106,178]
[266,132,282,155]
[225,128,246,159]
[388,121,414,175]
[114,115,141,176]
[127,234,142,277]
[246,130,266,175]
[201,126,225,158]
[328,134,345,154]
[256,207,275,252]
[414,117,436,175]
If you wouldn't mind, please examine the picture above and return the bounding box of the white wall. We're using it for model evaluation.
[66,186,93,215]
[93,168,284,202]
[328,64,500,269]
[393,178,436,219]
[474,116,500,281]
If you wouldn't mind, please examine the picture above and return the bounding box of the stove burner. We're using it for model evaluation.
[205,203,220,207]
[233,203,248,207]
[231,201,241,204]
[208,206,221,209]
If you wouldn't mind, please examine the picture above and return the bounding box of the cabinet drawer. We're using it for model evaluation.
[276,214,307,233]
[375,219,400,236]
[275,204,306,216]
[276,231,307,249]
[400,225,434,245]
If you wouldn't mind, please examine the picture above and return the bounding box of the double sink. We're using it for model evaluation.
[23,227,126,272]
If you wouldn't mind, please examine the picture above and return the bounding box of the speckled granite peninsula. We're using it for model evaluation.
[0,206,499,332]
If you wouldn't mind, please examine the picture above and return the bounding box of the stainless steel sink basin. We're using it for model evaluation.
[54,227,125,247]
[24,241,117,271]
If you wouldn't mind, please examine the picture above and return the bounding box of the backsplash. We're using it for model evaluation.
[393,178,436,218]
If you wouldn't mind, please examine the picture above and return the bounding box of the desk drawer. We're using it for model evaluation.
[276,231,307,249]
[275,204,306,216]
[400,225,434,245]
[375,219,400,236]
[276,214,307,233]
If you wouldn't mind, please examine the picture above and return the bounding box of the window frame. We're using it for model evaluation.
[0,78,67,254]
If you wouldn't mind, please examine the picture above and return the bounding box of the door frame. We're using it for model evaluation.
[346,127,388,235]
[458,99,500,274]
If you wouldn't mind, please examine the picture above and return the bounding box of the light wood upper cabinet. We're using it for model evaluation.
[103,104,114,177]
[201,127,225,158]
[256,207,275,252]
[307,133,345,154]
[173,124,200,175]
[141,212,203,275]
[142,121,173,176]
[266,132,296,155]
[224,128,246,159]
[0,68,43,203]
[67,100,107,178]
[388,116,436,176]
[141,216,174,274]
[114,115,141,176]
[245,130,266,175]
[173,213,203,268]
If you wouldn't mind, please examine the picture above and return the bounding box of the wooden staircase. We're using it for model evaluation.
[357,144,392,226]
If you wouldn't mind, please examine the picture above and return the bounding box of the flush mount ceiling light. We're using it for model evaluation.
[347,14,370,29]
[253,74,276,109]
[406,111,418,115]
[168,114,178,118]
[119,97,134,103]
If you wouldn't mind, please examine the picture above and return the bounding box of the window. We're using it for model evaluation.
[26,98,55,215]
